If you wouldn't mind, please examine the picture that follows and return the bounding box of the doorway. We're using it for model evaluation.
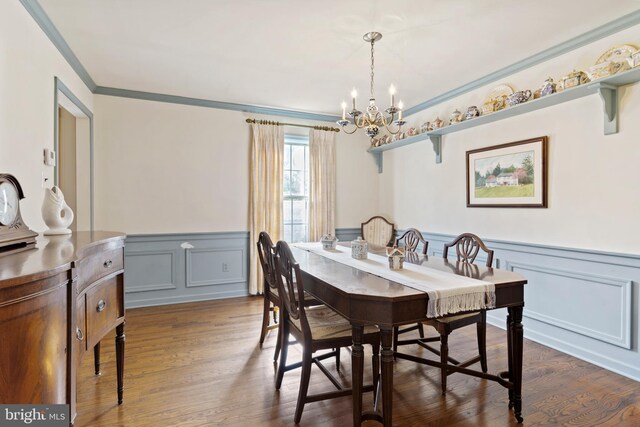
[54,77,94,231]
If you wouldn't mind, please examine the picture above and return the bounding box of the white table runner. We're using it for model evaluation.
[293,242,495,318]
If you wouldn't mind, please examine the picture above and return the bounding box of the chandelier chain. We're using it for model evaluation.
[370,40,375,99]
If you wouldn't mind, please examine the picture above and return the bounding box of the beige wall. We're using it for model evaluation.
[7,0,638,254]
[0,1,94,231]
[93,95,377,234]
[379,24,640,254]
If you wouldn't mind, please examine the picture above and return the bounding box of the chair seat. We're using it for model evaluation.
[423,311,481,325]
[291,306,378,340]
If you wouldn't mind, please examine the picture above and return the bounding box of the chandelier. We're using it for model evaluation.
[337,32,405,139]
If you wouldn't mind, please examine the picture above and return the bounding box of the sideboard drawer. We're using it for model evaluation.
[78,247,124,292]
[86,275,123,348]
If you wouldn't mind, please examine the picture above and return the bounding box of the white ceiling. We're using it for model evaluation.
[39,0,640,115]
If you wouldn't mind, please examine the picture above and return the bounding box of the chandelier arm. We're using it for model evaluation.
[340,124,360,135]
[383,122,402,135]
[380,113,394,127]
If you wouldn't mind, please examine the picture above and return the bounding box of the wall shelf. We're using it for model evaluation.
[367,66,640,173]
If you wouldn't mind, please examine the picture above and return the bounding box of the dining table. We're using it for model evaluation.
[290,243,527,426]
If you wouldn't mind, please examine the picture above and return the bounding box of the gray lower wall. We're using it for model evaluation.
[415,231,639,382]
[123,228,640,381]
[124,232,249,308]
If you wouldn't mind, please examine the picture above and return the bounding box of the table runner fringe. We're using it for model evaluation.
[428,290,496,318]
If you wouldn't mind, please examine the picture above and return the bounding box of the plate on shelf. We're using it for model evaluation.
[595,45,637,65]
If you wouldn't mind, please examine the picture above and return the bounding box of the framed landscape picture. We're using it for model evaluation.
[466,136,547,208]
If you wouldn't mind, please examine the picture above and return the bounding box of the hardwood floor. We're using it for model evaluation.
[76,297,640,426]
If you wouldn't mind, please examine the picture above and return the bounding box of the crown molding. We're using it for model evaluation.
[20,0,97,92]
[20,0,640,122]
[93,86,341,122]
[404,9,640,117]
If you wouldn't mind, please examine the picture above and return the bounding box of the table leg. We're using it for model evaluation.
[380,327,394,427]
[94,342,101,375]
[351,324,364,426]
[116,322,125,404]
[506,311,514,408]
[508,306,524,423]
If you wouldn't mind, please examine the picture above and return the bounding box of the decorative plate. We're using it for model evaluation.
[596,45,637,65]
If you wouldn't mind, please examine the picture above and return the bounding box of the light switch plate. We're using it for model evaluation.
[43,148,56,166]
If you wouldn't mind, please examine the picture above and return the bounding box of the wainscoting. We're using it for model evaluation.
[124,232,249,308]
[417,231,640,382]
[124,229,639,381]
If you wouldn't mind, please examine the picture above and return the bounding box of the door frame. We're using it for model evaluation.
[53,77,94,231]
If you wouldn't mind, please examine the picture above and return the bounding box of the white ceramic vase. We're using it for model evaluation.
[42,186,74,235]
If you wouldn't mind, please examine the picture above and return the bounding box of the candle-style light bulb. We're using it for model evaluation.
[351,88,357,110]
[398,101,404,120]
[341,101,347,120]
[389,85,396,107]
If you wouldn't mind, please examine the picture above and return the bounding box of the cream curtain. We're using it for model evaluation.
[308,129,336,241]
[249,123,284,295]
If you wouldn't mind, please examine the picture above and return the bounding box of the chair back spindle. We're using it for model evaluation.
[274,241,310,334]
[257,232,278,291]
[395,228,428,255]
[443,233,494,267]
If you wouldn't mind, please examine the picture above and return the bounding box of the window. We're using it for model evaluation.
[283,135,309,243]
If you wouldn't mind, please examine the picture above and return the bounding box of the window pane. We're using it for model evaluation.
[291,145,305,170]
[292,225,306,243]
[283,171,292,196]
[283,200,292,223]
[284,144,291,170]
[292,199,306,224]
[290,171,304,196]
[284,226,292,243]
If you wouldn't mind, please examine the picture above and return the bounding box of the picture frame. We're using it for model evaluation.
[466,136,547,208]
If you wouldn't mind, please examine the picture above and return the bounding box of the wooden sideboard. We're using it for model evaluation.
[0,231,126,425]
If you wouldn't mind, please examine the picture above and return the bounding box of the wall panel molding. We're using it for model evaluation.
[124,249,178,293]
[505,260,632,349]
[185,247,247,288]
[124,232,249,308]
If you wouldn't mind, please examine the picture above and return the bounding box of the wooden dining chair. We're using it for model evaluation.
[361,216,395,247]
[392,228,429,351]
[395,233,494,395]
[257,231,320,362]
[257,232,284,361]
[273,240,380,424]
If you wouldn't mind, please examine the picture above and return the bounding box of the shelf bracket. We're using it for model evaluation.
[372,152,383,173]
[429,135,442,163]
[597,84,618,135]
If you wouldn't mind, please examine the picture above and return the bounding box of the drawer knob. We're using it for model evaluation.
[97,300,106,312]
[76,327,84,341]
[104,260,113,268]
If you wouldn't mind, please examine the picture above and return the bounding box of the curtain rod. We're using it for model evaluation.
[245,118,340,133]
